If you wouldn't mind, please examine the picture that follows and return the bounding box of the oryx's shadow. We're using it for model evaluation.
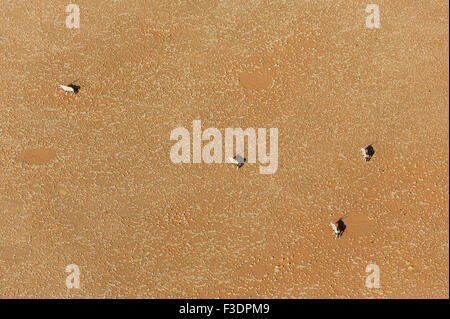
[336,219,347,238]
[364,145,375,161]
[68,83,81,94]
[233,155,246,169]
[366,145,375,157]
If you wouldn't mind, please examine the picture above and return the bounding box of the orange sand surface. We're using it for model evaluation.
[0,0,448,298]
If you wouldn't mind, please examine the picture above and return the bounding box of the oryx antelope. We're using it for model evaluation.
[329,218,347,239]
[360,144,375,162]
[60,85,74,94]
[228,155,246,169]
[330,222,340,238]
[59,82,81,95]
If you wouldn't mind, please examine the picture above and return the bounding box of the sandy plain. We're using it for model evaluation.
[0,0,448,298]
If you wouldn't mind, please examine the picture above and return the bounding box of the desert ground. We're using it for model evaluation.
[0,0,448,298]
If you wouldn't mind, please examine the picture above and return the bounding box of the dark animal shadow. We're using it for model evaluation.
[363,144,375,162]
[68,83,81,94]
[366,145,375,157]
[336,219,347,238]
[233,155,247,169]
